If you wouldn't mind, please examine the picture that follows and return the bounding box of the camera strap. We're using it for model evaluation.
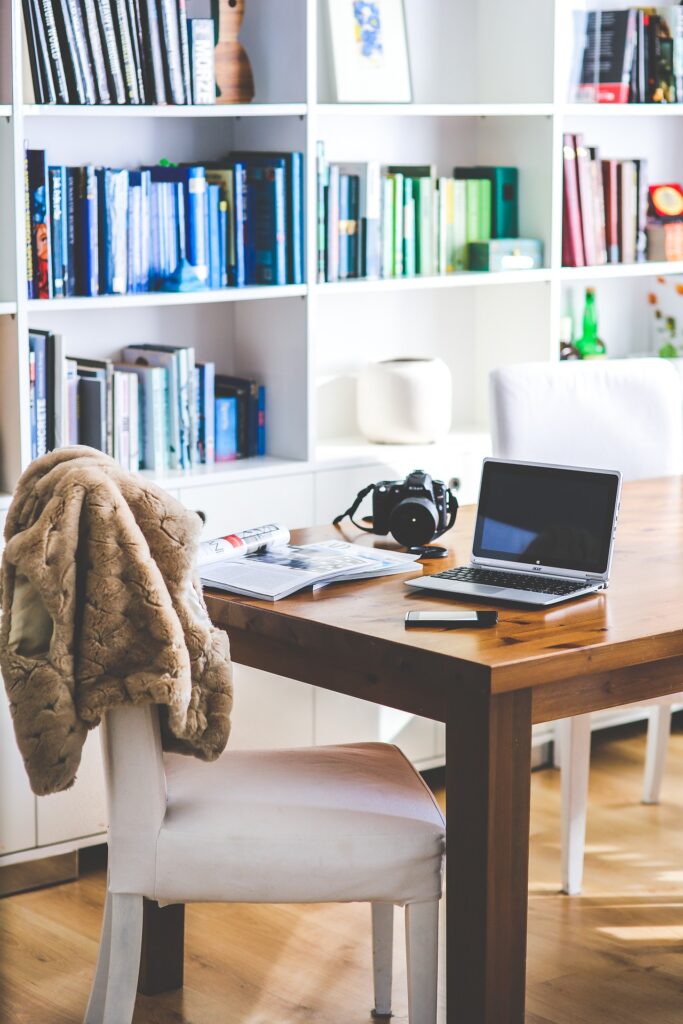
[332,484,376,533]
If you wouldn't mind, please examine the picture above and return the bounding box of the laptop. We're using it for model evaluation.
[405,458,622,607]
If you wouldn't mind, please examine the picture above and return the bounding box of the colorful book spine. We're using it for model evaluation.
[257,385,266,456]
[562,135,585,267]
[390,172,403,276]
[24,155,34,298]
[48,166,67,297]
[27,149,52,299]
[65,166,77,294]
[215,396,238,462]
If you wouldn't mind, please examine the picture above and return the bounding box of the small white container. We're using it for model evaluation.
[357,358,453,444]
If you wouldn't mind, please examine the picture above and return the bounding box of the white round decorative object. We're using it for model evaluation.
[357,358,453,444]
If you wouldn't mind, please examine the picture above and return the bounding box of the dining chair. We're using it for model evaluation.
[84,704,445,1024]
[489,358,683,895]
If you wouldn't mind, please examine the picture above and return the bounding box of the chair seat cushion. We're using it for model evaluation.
[153,743,445,905]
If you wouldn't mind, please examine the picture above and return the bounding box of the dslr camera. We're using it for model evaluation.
[334,469,458,552]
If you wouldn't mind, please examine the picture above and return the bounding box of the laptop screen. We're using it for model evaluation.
[473,461,620,575]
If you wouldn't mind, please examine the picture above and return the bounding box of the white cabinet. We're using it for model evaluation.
[179,472,315,540]
[0,677,36,855]
[37,729,108,847]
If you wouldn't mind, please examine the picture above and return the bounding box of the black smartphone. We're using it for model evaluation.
[405,610,498,629]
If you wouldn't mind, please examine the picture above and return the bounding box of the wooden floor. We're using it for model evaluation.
[2,721,683,1023]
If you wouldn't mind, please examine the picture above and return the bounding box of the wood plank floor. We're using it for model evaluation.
[2,721,683,1023]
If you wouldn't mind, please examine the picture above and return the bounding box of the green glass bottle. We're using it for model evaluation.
[576,288,606,359]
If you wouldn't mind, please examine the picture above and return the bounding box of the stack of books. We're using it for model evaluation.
[21,0,216,105]
[562,133,648,267]
[316,147,536,281]
[26,148,304,298]
[571,7,683,104]
[28,329,266,470]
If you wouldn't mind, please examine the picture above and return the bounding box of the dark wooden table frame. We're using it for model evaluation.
[138,479,683,1022]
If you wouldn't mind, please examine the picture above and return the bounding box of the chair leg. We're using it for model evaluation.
[371,902,394,1018]
[559,714,591,896]
[99,894,143,1024]
[84,890,113,1023]
[405,900,439,1024]
[643,703,673,804]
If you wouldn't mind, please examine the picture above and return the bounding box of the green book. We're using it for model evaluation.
[454,166,519,238]
[417,177,434,275]
[454,179,467,270]
[478,179,492,242]
[381,175,394,277]
[388,172,404,276]
[465,179,481,246]
[403,176,416,276]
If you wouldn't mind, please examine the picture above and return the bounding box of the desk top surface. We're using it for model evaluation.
[205,477,683,693]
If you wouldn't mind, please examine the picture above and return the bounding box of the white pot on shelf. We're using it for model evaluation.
[357,358,453,445]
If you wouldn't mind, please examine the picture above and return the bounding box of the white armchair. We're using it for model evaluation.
[489,358,683,894]
[85,705,445,1023]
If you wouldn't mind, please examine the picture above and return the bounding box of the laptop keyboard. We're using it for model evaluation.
[432,566,591,596]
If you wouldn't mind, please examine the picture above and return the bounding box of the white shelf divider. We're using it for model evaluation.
[26,285,307,313]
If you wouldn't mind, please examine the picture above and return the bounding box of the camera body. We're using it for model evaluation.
[371,470,456,549]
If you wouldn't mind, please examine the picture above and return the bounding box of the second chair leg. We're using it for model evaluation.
[102,893,143,1024]
[405,900,439,1024]
[84,890,113,1023]
[643,703,673,804]
[371,902,394,1017]
[559,713,592,896]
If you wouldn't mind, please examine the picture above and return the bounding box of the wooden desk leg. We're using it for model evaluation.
[446,688,532,1024]
[138,899,185,996]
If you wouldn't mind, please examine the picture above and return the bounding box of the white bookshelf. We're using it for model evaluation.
[0,0,681,871]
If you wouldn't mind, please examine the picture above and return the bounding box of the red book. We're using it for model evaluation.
[562,134,585,267]
[574,134,597,266]
[602,160,619,264]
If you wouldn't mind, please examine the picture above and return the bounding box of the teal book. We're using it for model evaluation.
[387,172,403,276]
[123,345,180,470]
[454,166,518,238]
[115,363,168,472]
[403,176,416,276]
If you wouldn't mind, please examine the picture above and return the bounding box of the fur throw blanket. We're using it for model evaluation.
[0,446,233,796]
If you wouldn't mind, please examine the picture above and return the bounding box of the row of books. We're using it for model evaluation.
[22,0,216,105]
[28,330,266,471]
[26,148,304,298]
[316,148,522,281]
[571,7,683,104]
[562,133,647,268]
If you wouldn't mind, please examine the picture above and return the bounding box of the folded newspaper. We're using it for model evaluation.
[198,523,420,601]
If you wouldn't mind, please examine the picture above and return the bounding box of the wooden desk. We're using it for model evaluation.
[143,476,683,1022]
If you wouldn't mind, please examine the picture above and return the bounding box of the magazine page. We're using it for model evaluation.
[197,523,290,567]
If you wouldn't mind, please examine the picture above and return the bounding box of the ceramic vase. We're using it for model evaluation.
[357,357,453,444]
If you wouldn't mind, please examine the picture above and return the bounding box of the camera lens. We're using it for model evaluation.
[390,497,439,548]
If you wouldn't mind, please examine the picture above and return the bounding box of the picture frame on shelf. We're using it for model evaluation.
[324,0,412,104]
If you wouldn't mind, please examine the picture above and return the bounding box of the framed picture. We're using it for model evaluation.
[325,0,412,104]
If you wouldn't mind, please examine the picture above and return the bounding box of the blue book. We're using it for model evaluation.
[97,168,129,295]
[231,161,247,288]
[29,331,47,457]
[232,151,304,284]
[338,173,350,280]
[208,183,220,289]
[196,361,215,464]
[75,165,99,296]
[145,165,208,285]
[257,385,266,456]
[49,167,67,298]
[65,168,77,296]
[218,200,228,288]
[128,170,151,293]
[215,396,238,461]
[245,165,286,285]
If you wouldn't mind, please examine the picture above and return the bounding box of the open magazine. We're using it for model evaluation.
[198,523,421,601]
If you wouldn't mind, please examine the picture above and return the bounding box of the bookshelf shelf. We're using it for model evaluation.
[315,103,555,119]
[314,269,552,296]
[141,455,309,490]
[559,262,683,282]
[22,103,308,119]
[561,104,683,119]
[26,286,307,312]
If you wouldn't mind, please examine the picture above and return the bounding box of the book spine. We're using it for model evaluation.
[602,159,619,263]
[96,0,127,103]
[418,177,434,275]
[199,361,215,464]
[112,0,140,102]
[215,396,237,461]
[316,141,327,283]
[177,0,192,104]
[38,0,71,102]
[128,371,140,469]
[27,149,52,299]
[152,368,169,469]
[76,165,99,295]
[24,154,34,299]
[126,0,147,103]
[65,360,78,444]
[391,172,403,276]
[562,134,585,267]
[338,173,349,280]
[80,0,112,102]
[218,200,228,287]
[326,163,339,283]
[52,0,87,102]
[29,350,37,458]
[403,176,416,276]
[674,8,683,102]
[465,179,480,249]
[289,152,304,284]
[360,161,380,279]
[158,0,185,103]
[453,179,466,270]
[257,384,265,457]
[189,17,214,103]
[380,175,393,278]
[186,167,208,281]
[618,161,637,265]
[127,174,141,291]
[208,183,221,288]
[22,0,52,103]
[347,174,360,278]
[31,333,48,456]
[49,166,66,296]
[574,134,597,266]
[478,178,492,242]
[65,167,77,294]
[65,0,97,102]
[588,149,607,266]
[248,381,258,456]
[634,158,648,262]
[140,0,167,102]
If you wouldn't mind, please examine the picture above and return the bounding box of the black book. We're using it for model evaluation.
[64,0,97,102]
[52,0,87,102]
[577,10,636,103]
[95,0,127,104]
[77,375,106,451]
[177,0,192,104]
[80,0,112,103]
[64,166,77,295]
[157,0,186,103]
[215,374,258,457]
[112,0,141,102]
[126,0,147,103]
[37,0,71,102]
[22,0,53,103]
[140,0,167,103]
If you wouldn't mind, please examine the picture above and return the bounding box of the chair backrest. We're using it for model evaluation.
[101,705,167,894]
[489,359,683,481]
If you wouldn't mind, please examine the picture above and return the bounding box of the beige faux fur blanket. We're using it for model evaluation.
[0,446,233,796]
